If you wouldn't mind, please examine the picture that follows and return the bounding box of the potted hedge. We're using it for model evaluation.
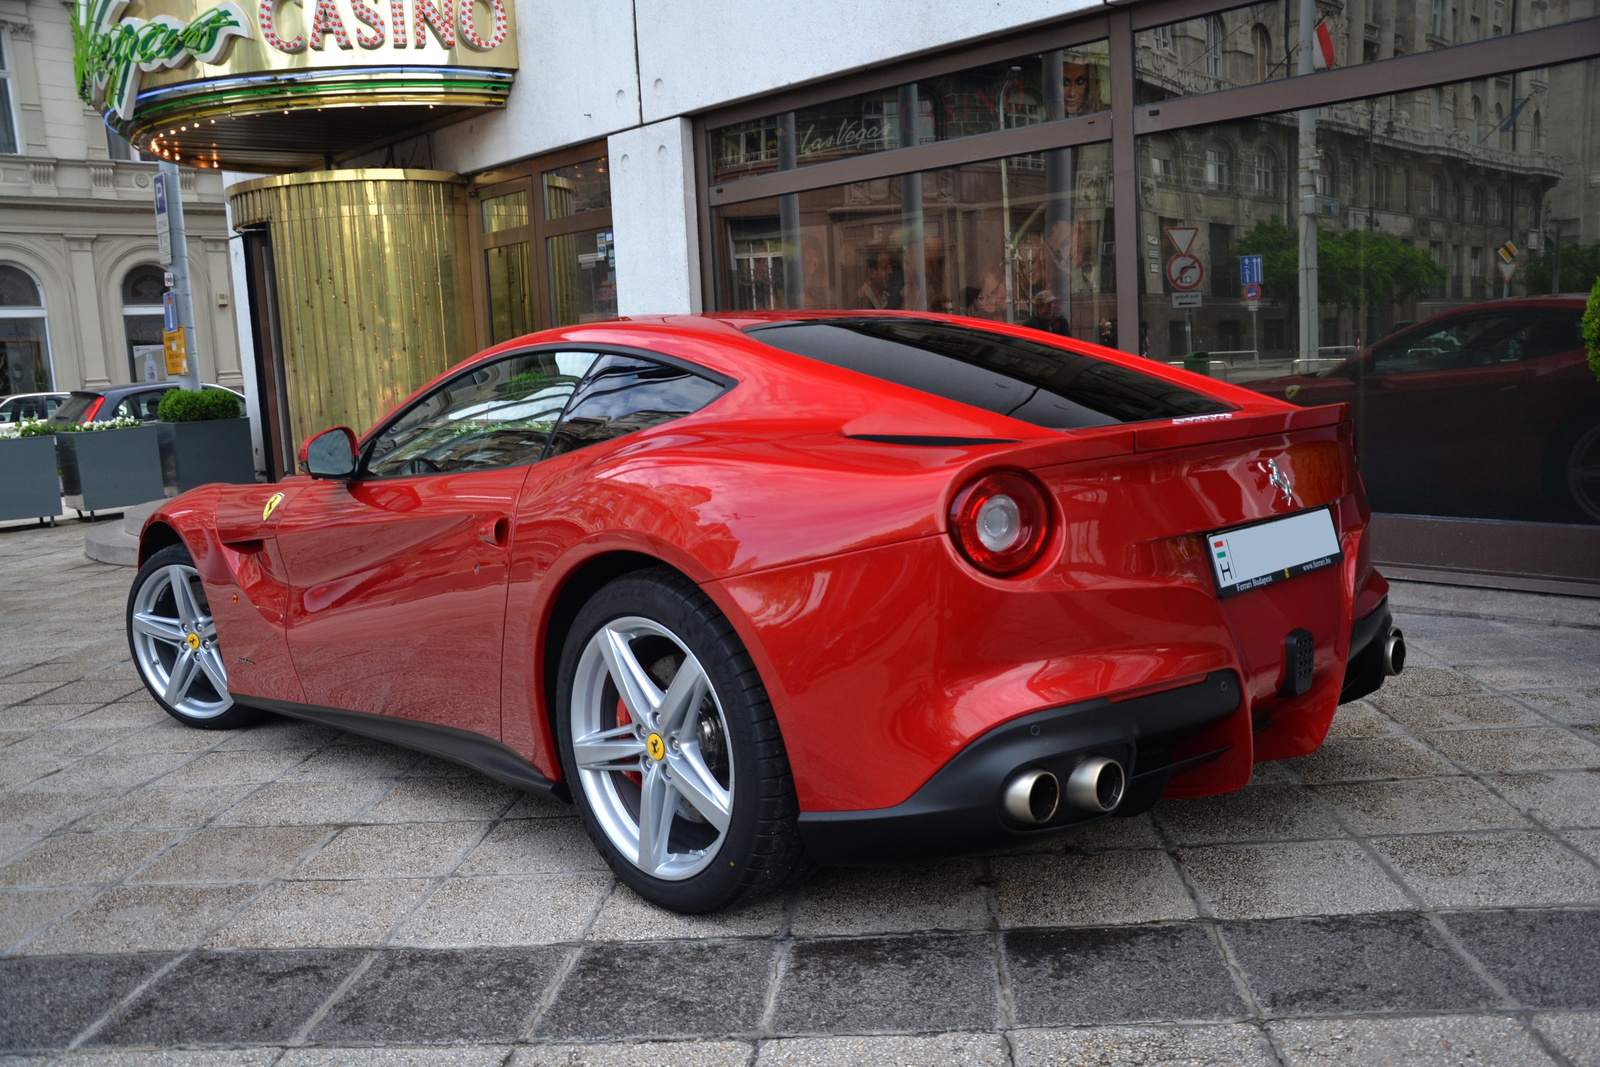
[0,419,62,525]
[156,388,255,494]
[56,416,165,517]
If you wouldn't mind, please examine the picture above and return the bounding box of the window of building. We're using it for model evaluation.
[1204,147,1229,187]
[121,264,165,383]
[0,265,52,397]
[1152,25,1172,51]
[1471,185,1485,222]
[1151,154,1176,182]
[1430,176,1442,214]
[1431,88,1443,125]
[1204,16,1225,77]
[1254,153,1275,194]
[1492,187,1505,222]
[471,144,615,350]
[1252,25,1272,83]
[0,32,17,156]
[1431,0,1444,36]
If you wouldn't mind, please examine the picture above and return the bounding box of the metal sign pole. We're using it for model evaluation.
[156,163,201,391]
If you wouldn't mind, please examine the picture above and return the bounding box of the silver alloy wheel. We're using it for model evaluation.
[570,616,734,880]
[130,563,233,719]
[1568,423,1600,522]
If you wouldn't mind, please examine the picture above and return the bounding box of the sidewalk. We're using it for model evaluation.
[1,521,1597,1065]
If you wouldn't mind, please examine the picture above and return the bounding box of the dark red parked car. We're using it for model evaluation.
[1243,296,1599,524]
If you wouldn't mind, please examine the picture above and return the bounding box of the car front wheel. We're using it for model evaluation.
[127,543,258,729]
[555,567,808,913]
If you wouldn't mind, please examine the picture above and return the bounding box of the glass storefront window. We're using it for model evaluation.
[1136,0,1597,102]
[1135,57,1600,524]
[713,142,1118,344]
[482,190,530,233]
[0,264,51,396]
[709,41,1111,185]
[548,227,617,325]
[544,159,611,220]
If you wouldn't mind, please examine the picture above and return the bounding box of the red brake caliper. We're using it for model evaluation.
[615,698,643,786]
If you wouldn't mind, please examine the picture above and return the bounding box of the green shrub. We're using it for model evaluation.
[158,388,241,423]
[1585,276,1600,386]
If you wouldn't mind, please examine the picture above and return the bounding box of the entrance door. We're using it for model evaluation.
[276,348,597,738]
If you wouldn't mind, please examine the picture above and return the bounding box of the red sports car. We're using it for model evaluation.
[126,313,1402,912]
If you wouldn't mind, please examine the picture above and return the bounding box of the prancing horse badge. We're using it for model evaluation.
[262,492,285,522]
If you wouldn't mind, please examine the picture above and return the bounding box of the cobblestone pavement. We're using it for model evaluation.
[2,521,1599,1066]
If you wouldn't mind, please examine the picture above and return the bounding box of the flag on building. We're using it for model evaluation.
[1311,20,1337,69]
[1500,94,1532,132]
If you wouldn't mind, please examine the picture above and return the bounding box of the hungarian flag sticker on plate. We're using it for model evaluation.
[1208,508,1342,598]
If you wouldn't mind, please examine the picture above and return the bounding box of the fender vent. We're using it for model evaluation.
[1281,629,1315,697]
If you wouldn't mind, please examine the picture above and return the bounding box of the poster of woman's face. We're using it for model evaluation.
[1061,48,1109,116]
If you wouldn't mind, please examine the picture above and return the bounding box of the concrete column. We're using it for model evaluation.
[202,236,243,388]
[64,236,112,388]
[609,118,701,316]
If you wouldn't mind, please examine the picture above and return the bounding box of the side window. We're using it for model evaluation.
[546,355,726,459]
[1369,315,1514,375]
[1500,312,1584,364]
[365,350,599,478]
[113,392,163,421]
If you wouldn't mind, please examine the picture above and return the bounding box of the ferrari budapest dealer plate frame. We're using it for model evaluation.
[1207,507,1343,598]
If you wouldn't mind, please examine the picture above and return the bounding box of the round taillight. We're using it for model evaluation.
[948,471,1052,576]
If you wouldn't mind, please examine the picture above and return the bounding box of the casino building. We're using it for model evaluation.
[54,0,1600,592]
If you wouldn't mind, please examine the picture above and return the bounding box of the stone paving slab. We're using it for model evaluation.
[3,523,1600,1063]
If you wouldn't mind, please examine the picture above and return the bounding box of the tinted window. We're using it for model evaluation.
[113,390,167,421]
[50,393,99,424]
[546,355,725,459]
[748,319,1231,429]
[365,350,598,478]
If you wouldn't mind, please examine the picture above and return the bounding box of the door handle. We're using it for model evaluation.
[479,516,510,548]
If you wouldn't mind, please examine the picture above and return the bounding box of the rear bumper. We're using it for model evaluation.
[1339,596,1394,705]
[797,669,1240,865]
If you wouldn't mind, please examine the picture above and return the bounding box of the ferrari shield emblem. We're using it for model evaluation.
[646,733,666,761]
[185,633,201,650]
[262,492,284,522]
[1285,385,1301,400]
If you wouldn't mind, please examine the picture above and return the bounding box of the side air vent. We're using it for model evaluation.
[1281,629,1315,697]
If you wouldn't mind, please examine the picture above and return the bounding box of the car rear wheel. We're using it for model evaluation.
[127,543,258,729]
[1564,420,1600,523]
[555,567,808,913]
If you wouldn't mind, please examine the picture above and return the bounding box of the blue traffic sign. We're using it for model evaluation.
[1239,254,1263,286]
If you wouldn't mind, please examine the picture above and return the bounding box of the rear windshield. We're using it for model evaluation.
[50,393,99,424]
[746,319,1232,429]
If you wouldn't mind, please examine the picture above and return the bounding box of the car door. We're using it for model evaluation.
[275,348,598,736]
[1350,311,1530,515]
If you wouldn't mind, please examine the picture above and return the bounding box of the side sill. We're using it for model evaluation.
[230,694,570,802]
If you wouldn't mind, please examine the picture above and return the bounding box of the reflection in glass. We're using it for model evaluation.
[544,159,611,220]
[1133,57,1600,525]
[482,190,529,234]
[1135,0,1597,103]
[485,243,534,344]
[709,41,1111,185]
[713,143,1117,343]
[548,227,618,326]
[0,318,51,396]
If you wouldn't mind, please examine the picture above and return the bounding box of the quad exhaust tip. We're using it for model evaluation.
[1003,769,1060,825]
[1384,628,1406,677]
[1004,756,1127,825]
[1067,756,1126,814]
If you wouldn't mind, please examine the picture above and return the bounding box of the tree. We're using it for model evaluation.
[1524,241,1600,296]
[1234,218,1446,311]
[1584,277,1600,386]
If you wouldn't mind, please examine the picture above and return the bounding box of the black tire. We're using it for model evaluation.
[554,566,809,913]
[1554,415,1600,524]
[127,543,260,730]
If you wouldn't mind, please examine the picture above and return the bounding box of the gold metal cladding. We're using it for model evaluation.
[228,171,473,451]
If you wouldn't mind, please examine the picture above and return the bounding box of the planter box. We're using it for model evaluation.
[0,435,62,522]
[57,425,164,514]
[157,417,255,494]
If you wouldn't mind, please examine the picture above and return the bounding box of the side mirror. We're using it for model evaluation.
[299,427,358,479]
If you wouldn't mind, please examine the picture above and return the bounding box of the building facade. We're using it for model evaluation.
[62,0,1600,591]
[0,0,240,401]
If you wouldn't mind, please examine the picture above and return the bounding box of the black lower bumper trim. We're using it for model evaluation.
[1339,597,1394,705]
[230,694,568,801]
[797,669,1240,864]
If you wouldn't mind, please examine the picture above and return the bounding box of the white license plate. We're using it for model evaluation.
[1206,508,1342,598]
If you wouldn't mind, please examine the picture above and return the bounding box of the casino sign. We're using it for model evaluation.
[73,0,517,170]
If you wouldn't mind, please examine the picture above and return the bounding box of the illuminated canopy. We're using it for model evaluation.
[73,0,517,170]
